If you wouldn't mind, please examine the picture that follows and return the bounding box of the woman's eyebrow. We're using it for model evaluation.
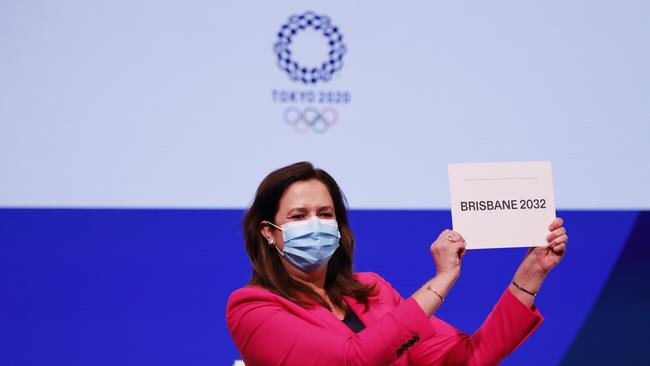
[286,207,308,215]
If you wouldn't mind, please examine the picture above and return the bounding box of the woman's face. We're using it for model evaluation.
[264,178,336,252]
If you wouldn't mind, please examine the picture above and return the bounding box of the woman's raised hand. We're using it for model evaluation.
[430,229,467,279]
[412,230,467,316]
[521,217,568,275]
[509,218,569,306]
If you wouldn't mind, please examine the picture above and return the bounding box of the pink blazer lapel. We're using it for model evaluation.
[303,300,356,334]
[344,295,378,329]
[302,296,377,334]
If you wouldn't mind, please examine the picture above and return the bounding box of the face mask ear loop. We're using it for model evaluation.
[263,220,283,231]
[262,221,285,257]
[273,244,285,257]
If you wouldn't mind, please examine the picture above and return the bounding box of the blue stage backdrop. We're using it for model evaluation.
[1,209,647,365]
[2,1,650,365]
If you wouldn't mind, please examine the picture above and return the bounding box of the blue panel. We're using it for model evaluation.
[0,209,249,365]
[0,209,640,365]
[560,211,650,364]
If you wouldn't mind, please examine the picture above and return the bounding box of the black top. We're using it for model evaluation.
[342,308,365,333]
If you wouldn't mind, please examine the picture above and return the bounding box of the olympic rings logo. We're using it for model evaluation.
[283,107,338,134]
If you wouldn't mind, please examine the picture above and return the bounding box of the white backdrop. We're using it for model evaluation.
[2,0,649,209]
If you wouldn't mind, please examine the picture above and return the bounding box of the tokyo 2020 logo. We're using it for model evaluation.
[273,11,346,84]
[271,11,350,134]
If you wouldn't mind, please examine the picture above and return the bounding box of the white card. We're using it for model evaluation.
[448,161,556,249]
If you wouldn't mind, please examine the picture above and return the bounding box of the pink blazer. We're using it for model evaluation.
[226,272,543,365]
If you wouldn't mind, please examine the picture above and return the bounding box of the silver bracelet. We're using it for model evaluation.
[426,285,445,302]
[511,280,538,297]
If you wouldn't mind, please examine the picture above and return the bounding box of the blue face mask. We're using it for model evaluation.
[267,216,341,273]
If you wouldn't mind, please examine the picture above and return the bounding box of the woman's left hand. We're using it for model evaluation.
[510,218,568,305]
[523,217,569,275]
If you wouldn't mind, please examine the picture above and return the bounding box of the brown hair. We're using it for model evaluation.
[243,161,376,311]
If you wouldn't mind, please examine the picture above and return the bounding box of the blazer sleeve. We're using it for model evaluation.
[407,288,544,366]
[226,273,435,366]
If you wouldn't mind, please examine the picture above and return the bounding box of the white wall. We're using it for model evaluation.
[2,0,649,209]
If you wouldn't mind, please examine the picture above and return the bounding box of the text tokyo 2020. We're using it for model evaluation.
[272,90,350,104]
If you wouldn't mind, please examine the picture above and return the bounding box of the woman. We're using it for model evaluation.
[226,162,568,365]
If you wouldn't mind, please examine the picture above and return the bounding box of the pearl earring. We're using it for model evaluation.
[268,239,275,246]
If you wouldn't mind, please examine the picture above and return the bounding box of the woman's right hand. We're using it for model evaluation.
[412,230,467,316]
[430,229,466,279]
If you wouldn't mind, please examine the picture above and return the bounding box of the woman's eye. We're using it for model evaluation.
[290,214,304,220]
[320,213,334,218]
